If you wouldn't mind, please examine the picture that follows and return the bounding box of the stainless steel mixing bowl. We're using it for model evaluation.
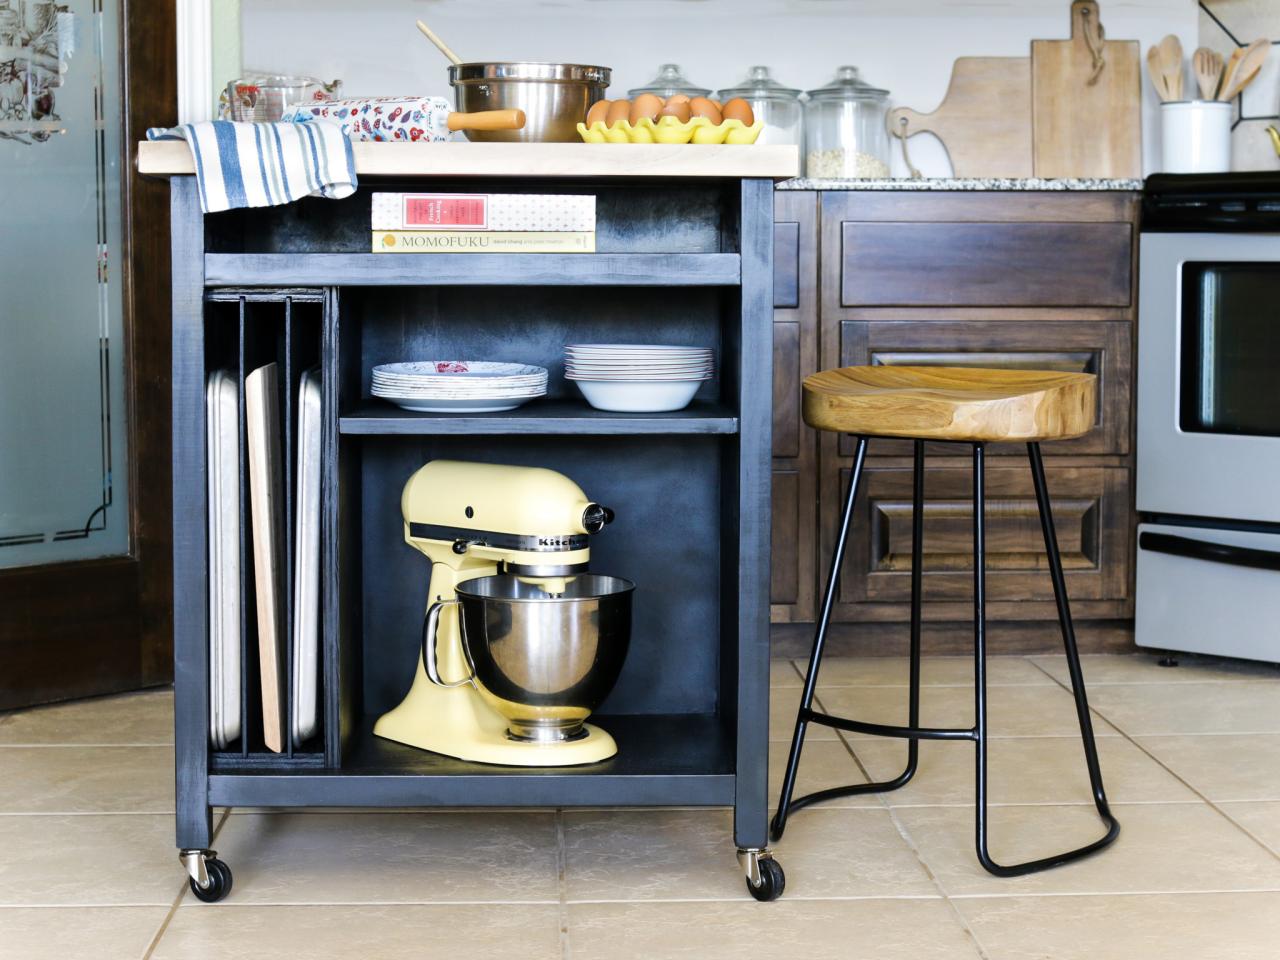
[452,573,633,741]
[448,62,611,142]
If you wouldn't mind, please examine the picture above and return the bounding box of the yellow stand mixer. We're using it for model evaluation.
[374,460,631,766]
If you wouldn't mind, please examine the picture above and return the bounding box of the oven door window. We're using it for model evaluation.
[1180,262,1280,437]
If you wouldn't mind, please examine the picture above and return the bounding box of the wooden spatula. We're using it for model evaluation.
[1218,39,1270,102]
[1193,47,1224,100]
[1147,45,1172,101]
[1158,34,1184,101]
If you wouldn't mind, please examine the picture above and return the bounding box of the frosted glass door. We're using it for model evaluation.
[0,0,129,568]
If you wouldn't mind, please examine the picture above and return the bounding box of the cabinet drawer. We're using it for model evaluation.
[829,461,1131,609]
[840,221,1133,308]
[835,320,1132,457]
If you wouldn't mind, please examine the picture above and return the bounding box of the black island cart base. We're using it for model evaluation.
[156,143,798,903]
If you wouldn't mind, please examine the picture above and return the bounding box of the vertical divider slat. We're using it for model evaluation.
[237,296,250,757]
[283,297,295,759]
[322,287,340,767]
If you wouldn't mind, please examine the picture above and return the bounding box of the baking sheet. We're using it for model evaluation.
[206,370,241,749]
[292,368,322,748]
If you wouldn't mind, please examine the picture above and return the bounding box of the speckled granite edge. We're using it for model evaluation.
[777,177,1144,191]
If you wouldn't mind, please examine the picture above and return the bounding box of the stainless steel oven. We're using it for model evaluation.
[1137,173,1280,662]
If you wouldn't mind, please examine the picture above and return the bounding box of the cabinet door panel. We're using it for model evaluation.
[771,470,801,605]
[773,322,801,459]
[774,221,800,309]
[840,222,1132,308]
[771,192,820,622]
[824,461,1130,617]
[835,320,1131,457]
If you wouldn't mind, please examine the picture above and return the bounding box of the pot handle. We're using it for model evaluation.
[421,598,473,688]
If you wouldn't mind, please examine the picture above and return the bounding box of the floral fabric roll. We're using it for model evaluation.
[283,96,454,142]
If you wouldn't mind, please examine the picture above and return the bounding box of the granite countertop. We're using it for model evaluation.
[778,177,1143,191]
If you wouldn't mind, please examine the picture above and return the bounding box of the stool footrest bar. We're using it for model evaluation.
[804,710,976,742]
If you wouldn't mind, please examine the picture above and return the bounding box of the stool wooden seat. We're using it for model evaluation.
[803,366,1095,442]
[775,364,1118,879]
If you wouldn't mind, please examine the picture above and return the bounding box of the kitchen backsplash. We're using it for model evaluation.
[235,0,1201,178]
[1201,0,1280,170]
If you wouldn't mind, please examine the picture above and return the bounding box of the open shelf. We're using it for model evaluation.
[339,399,739,436]
[208,714,736,808]
[205,253,742,288]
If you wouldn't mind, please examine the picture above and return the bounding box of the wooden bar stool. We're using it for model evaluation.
[773,366,1119,876]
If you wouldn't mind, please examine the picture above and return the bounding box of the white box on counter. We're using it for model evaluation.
[371,193,596,232]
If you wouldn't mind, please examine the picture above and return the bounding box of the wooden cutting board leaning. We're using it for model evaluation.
[888,0,1142,179]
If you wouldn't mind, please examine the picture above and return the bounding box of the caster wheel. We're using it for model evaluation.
[189,858,233,903]
[746,858,785,902]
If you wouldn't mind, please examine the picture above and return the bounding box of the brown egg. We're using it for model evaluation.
[688,97,722,125]
[659,98,692,123]
[585,99,611,126]
[721,98,755,125]
[606,99,632,126]
[665,93,691,106]
[629,92,664,124]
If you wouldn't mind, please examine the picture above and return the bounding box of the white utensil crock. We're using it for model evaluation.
[1161,101,1232,174]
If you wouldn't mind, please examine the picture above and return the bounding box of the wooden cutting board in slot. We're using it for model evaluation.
[1032,0,1141,179]
[887,57,1034,178]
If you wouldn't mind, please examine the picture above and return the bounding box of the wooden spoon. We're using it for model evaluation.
[1159,34,1184,101]
[1147,45,1172,101]
[1218,39,1270,102]
[1217,45,1246,100]
[415,18,463,66]
[1193,47,1224,100]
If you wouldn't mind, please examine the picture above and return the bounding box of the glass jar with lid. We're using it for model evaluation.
[715,66,803,146]
[803,66,892,179]
[627,63,711,99]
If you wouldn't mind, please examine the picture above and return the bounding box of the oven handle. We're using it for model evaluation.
[1139,532,1280,572]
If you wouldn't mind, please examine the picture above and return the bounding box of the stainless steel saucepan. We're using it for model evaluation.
[422,573,634,742]
[449,62,611,142]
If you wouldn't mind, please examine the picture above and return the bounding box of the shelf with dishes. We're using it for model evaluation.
[345,344,726,434]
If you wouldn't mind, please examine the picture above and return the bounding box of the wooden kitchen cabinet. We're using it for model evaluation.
[772,187,1140,649]
[770,191,820,623]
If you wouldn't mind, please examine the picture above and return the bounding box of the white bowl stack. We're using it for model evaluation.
[371,361,548,413]
[564,344,715,413]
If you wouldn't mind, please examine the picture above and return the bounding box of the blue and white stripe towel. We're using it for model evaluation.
[146,120,357,213]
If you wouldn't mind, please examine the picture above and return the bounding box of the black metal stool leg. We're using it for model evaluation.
[1026,442,1120,830]
[772,439,928,842]
[771,436,868,841]
[971,442,1120,877]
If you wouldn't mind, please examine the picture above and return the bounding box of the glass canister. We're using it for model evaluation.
[627,63,711,99]
[803,66,891,179]
[715,66,803,146]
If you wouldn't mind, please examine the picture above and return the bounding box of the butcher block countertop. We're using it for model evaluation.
[136,140,800,180]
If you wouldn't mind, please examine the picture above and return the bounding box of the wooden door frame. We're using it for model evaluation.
[0,1,177,709]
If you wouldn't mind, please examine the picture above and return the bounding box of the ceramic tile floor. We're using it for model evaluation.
[2,654,1280,959]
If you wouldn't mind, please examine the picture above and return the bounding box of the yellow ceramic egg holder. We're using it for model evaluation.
[577,115,764,145]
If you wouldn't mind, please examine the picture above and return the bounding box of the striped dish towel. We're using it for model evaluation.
[146,120,356,213]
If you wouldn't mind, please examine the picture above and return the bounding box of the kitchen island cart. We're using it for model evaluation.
[148,142,799,902]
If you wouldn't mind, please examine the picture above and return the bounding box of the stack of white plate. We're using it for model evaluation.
[372,361,548,413]
[564,344,715,412]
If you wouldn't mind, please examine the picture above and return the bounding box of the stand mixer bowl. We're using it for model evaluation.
[454,574,634,742]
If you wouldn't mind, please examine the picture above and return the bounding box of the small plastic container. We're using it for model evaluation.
[627,63,711,99]
[1161,101,1231,173]
[803,66,891,179]
[716,66,804,147]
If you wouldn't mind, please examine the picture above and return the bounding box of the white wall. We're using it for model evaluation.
[237,0,1200,177]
